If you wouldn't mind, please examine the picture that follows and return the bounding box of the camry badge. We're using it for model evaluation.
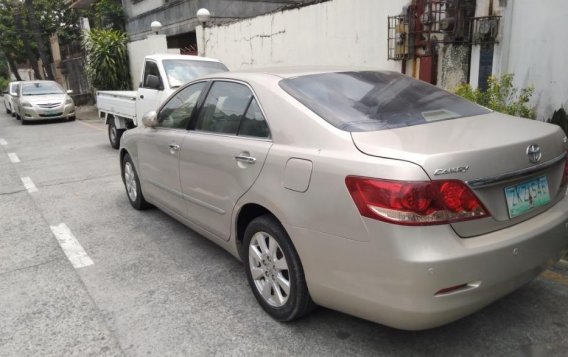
[434,166,470,176]
[526,144,542,164]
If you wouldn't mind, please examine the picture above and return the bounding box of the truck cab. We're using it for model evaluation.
[98,54,228,148]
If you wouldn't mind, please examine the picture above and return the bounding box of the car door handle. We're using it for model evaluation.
[169,144,180,151]
[234,155,256,164]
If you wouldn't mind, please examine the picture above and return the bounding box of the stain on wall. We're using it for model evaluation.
[437,44,470,91]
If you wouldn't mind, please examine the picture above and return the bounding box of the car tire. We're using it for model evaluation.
[244,215,316,322]
[108,118,125,150]
[122,153,150,210]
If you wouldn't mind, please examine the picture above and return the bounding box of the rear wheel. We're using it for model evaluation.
[244,215,315,321]
[122,154,150,210]
[108,118,125,149]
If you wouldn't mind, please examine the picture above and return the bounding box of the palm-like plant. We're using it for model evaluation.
[83,29,130,90]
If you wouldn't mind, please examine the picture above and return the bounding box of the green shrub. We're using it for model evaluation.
[83,29,130,90]
[0,77,9,90]
[454,74,536,119]
[548,107,568,137]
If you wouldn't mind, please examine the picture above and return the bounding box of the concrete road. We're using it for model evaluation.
[1,110,568,357]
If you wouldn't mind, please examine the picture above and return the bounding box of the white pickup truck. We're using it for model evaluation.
[97,54,228,148]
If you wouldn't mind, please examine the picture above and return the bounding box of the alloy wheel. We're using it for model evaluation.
[123,161,138,202]
[248,231,290,307]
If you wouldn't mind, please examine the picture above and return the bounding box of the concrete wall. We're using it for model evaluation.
[471,0,568,120]
[200,0,407,71]
[122,0,163,18]
[126,34,179,89]
[124,0,313,42]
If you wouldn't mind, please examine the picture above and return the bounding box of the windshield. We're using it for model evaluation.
[22,82,64,96]
[163,60,228,88]
[279,71,490,132]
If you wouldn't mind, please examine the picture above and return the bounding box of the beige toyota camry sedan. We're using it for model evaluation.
[119,68,568,330]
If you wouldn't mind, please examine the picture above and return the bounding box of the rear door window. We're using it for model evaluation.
[279,71,490,132]
[193,81,271,138]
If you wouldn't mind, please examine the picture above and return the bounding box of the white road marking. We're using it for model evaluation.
[8,153,20,163]
[21,177,38,193]
[50,223,94,269]
[0,138,7,146]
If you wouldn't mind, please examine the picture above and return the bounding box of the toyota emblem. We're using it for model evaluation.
[526,144,542,164]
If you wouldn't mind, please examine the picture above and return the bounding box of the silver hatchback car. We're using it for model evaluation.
[120,69,568,330]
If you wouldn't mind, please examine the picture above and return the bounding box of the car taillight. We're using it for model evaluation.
[561,152,568,187]
[345,176,489,226]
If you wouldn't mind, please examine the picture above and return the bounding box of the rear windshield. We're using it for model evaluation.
[164,60,228,88]
[22,82,64,96]
[279,71,490,132]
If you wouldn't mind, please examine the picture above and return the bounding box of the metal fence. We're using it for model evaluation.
[61,57,92,105]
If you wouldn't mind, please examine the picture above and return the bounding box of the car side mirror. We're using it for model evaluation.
[145,74,163,90]
[142,111,158,128]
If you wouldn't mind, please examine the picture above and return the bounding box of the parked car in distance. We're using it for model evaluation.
[13,80,75,124]
[2,81,20,117]
[119,68,568,330]
[97,54,229,149]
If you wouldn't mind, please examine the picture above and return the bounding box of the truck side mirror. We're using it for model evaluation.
[145,74,163,90]
[142,111,158,127]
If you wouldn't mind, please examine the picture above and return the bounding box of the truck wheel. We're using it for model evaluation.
[108,119,125,149]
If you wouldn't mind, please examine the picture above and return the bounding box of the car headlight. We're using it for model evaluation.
[65,96,74,105]
[21,101,33,108]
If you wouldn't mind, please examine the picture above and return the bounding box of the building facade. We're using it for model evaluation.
[200,0,568,120]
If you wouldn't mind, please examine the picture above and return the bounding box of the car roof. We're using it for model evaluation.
[20,80,60,84]
[196,66,391,81]
[145,54,223,63]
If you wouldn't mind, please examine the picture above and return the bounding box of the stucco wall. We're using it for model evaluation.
[124,0,313,42]
[471,0,568,120]
[200,0,408,71]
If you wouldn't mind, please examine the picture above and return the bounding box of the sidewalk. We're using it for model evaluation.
[75,105,101,121]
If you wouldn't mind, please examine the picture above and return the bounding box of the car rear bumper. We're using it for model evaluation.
[287,193,568,330]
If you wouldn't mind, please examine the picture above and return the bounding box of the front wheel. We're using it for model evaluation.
[108,118,125,149]
[244,215,315,321]
[122,153,150,210]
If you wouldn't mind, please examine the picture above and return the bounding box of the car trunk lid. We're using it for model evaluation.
[351,112,568,237]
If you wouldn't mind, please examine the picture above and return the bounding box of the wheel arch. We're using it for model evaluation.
[236,203,283,260]
[119,148,130,177]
